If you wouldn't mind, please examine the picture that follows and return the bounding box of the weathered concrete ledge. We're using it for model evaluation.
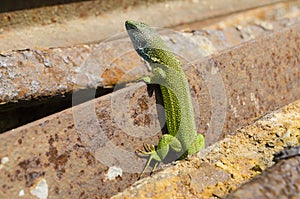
[112,100,300,198]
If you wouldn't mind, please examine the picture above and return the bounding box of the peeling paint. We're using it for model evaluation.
[105,166,123,181]
[1,157,9,164]
[19,189,25,196]
[0,156,9,170]
[250,92,260,110]
[30,178,48,199]
[232,106,239,118]
[255,20,274,31]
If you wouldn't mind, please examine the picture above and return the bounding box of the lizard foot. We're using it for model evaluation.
[135,143,161,179]
[136,143,156,155]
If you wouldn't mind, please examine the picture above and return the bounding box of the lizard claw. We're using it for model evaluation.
[136,143,160,180]
[135,143,162,179]
[135,143,156,156]
[144,143,155,152]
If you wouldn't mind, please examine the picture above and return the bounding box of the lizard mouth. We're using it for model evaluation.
[125,20,137,31]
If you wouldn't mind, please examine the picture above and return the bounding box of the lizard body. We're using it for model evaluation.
[125,20,205,177]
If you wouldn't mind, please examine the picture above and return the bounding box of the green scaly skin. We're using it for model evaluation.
[125,20,205,178]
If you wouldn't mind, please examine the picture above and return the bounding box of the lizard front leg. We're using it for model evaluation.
[136,67,182,178]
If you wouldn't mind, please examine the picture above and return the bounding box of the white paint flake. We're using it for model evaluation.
[0,157,9,170]
[30,178,48,199]
[1,157,9,164]
[19,189,25,196]
[105,166,123,181]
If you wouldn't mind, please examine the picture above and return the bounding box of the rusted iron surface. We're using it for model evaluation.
[0,84,156,198]
[174,1,300,31]
[112,101,300,198]
[0,20,300,198]
[190,18,300,143]
[225,154,300,199]
[0,0,290,50]
[1,6,300,135]
[0,44,141,103]
[1,2,299,105]
[206,22,300,142]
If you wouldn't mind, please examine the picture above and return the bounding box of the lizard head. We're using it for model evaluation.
[125,20,169,65]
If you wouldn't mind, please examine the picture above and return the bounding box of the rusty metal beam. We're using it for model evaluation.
[0,17,300,198]
[0,0,291,51]
[1,3,300,133]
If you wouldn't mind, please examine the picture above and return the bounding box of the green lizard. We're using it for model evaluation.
[125,20,205,178]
